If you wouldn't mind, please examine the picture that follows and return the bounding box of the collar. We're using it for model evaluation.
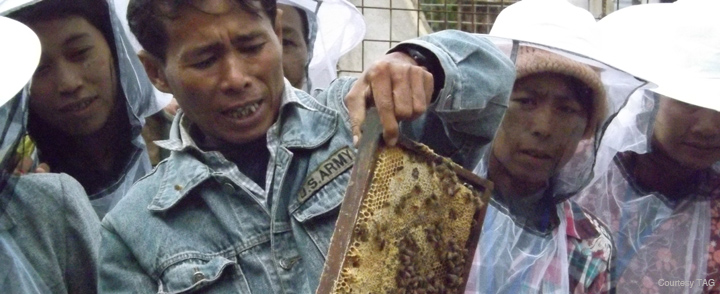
[149,80,339,211]
[146,151,211,212]
[155,79,337,152]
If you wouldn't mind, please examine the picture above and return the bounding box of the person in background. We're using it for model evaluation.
[0,14,100,294]
[278,1,310,89]
[573,0,720,293]
[6,0,162,218]
[277,0,365,93]
[98,0,516,292]
[463,0,648,292]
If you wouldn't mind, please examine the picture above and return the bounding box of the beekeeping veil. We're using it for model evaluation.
[0,13,52,293]
[573,0,720,293]
[464,0,648,292]
[5,0,159,218]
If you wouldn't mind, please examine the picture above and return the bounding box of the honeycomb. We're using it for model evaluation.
[327,143,489,294]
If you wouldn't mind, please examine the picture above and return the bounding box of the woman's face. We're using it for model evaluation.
[491,73,589,186]
[28,15,117,136]
[653,95,720,170]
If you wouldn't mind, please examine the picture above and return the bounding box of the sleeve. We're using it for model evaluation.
[58,174,102,294]
[392,30,516,168]
[316,30,515,168]
[98,220,157,293]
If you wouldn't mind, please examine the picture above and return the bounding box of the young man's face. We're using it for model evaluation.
[27,16,117,136]
[146,1,284,147]
[491,73,589,186]
[279,4,308,89]
[653,95,720,170]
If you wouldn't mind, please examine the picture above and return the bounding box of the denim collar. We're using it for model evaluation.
[149,82,338,211]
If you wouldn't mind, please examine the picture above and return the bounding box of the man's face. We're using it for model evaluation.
[492,73,589,185]
[27,16,117,136]
[653,95,720,170]
[148,1,285,147]
[279,4,308,89]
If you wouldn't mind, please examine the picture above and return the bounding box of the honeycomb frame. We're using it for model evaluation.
[316,111,492,294]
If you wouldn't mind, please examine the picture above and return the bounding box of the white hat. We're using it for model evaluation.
[489,0,600,60]
[490,0,607,138]
[0,15,41,106]
[598,0,720,111]
[304,0,365,90]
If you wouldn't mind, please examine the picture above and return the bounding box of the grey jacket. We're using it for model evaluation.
[98,30,514,294]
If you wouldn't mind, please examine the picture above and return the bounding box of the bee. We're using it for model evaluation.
[378,238,386,251]
[413,184,422,194]
[448,208,457,220]
[446,274,460,285]
[412,167,420,180]
[355,223,369,242]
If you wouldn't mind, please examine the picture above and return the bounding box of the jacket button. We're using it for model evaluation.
[280,256,302,270]
[192,270,204,284]
[174,184,183,191]
[222,182,236,194]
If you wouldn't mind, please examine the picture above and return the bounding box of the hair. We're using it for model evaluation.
[128,0,278,62]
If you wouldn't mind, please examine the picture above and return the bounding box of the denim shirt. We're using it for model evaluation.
[99,30,515,294]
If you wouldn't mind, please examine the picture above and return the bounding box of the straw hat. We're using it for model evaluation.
[598,0,720,111]
[514,46,607,138]
[0,15,41,106]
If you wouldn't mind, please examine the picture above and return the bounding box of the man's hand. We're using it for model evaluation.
[345,51,434,146]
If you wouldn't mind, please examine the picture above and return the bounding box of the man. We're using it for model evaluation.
[99,0,515,292]
[277,0,365,93]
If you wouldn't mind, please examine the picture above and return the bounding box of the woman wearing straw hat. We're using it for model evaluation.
[573,0,720,293]
[0,14,100,294]
[463,0,649,292]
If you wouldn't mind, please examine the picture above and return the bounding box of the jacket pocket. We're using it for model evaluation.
[291,172,349,256]
[158,255,250,293]
[291,171,347,223]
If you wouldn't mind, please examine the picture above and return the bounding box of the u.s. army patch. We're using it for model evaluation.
[298,146,356,203]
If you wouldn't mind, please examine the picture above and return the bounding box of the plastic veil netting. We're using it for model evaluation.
[462,36,648,294]
[572,0,720,293]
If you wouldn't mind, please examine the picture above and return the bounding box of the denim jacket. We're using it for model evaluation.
[99,30,515,294]
[0,174,100,294]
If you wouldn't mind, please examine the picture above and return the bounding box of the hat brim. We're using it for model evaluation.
[650,78,720,112]
[0,16,41,106]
